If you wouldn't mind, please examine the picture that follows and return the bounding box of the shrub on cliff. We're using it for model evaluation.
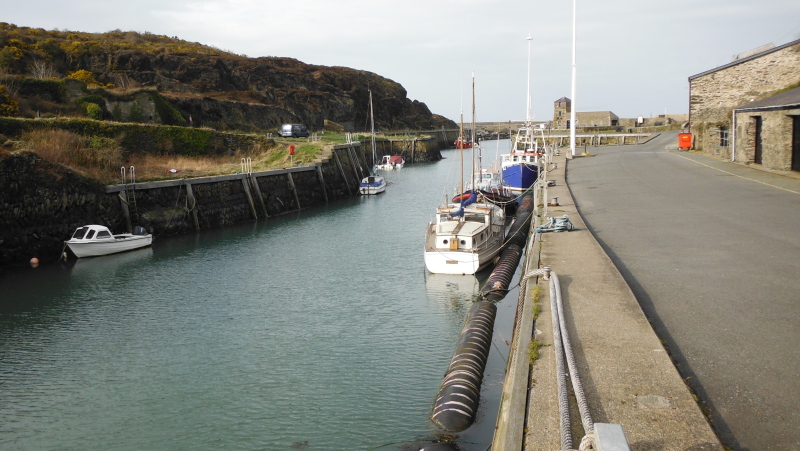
[0,85,19,116]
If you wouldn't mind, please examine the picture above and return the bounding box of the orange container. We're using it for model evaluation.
[678,133,693,150]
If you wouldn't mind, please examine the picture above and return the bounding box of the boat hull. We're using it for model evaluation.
[424,247,499,275]
[359,175,386,195]
[67,235,153,258]
[502,164,538,192]
[359,184,386,195]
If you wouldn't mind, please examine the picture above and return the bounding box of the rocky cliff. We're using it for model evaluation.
[0,24,456,132]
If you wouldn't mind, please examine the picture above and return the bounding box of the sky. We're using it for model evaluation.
[2,0,799,123]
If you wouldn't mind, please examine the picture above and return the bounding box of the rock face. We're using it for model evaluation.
[0,25,457,132]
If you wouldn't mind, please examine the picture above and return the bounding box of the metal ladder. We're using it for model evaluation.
[120,166,140,227]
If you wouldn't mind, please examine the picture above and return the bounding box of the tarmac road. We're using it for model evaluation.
[567,132,800,451]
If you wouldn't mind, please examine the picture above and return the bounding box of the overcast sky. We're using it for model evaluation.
[3,0,799,123]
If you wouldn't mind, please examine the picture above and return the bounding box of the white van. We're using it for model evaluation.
[279,124,309,138]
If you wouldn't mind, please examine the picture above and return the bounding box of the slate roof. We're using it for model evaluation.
[735,86,800,111]
[688,38,800,81]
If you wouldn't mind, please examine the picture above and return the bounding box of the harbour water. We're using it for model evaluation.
[0,141,522,450]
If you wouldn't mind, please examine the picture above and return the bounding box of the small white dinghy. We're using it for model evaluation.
[66,225,152,258]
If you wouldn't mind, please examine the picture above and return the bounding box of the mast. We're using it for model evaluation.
[569,0,577,157]
[459,110,464,201]
[471,73,478,186]
[369,89,377,169]
[526,35,532,125]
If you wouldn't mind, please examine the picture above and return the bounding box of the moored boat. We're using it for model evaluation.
[376,154,405,170]
[360,89,387,195]
[500,124,541,193]
[454,137,473,149]
[424,192,505,275]
[425,74,505,275]
[66,224,152,258]
[500,35,545,193]
[359,175,387,195]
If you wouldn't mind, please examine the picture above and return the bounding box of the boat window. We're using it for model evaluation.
[442,239,448,245]
[72,227,88,239]
[86,230,96,240]
[96,230,111,238]
[465,214,483,222]
[460,240,466,245]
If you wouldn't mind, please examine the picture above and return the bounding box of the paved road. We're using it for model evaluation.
[567,132,800,451]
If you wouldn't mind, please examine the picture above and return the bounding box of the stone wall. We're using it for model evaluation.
[0,149,124,266]
[0,144,365,268]
[689,40,800,158]
[733,107,800,169]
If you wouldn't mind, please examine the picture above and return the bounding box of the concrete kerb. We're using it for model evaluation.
[493,151,724,450]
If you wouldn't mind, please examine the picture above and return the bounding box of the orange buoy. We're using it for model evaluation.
[30,257,39,268]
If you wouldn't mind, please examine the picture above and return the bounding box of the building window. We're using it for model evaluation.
[718,127,729,147]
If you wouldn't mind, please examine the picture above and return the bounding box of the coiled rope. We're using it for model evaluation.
[521,266,596,451]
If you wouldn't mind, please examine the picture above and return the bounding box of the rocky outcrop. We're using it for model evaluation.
[0,25,457,132]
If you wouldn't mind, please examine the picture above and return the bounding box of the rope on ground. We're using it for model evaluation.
[534,215,574,233]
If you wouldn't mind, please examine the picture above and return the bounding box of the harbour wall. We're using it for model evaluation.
[1,140,443,267]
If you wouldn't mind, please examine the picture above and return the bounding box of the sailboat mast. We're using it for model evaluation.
[459,110,464,200]
[471,73,478,186]
[369,89,376,167]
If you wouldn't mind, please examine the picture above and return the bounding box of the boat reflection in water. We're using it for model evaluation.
[68,246,153,279]
[424,272,480,304]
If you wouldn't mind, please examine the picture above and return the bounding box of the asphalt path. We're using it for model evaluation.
[567,132,800,451]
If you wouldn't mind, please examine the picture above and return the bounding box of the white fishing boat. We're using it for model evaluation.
[360,89,386,195]
[66,224,152,258]
[375,154,404,170]
[424,74,505,275]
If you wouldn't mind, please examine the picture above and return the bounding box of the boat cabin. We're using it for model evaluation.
[71,225,114,241]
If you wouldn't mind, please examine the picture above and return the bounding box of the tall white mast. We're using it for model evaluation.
[569,0,577,157]
[471,72,477,182]
[369,89,376,169]
[526,35,532,124]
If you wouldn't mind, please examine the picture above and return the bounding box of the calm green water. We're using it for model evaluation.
[0,142,520,450]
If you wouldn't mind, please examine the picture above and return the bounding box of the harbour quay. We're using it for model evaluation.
[492,146,723,450]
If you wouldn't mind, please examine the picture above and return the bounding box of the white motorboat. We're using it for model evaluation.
[359,175,386,195]
[375,154,405,170]
[425,74,505,275]
[66,225,152,258]
[424,192,505,275]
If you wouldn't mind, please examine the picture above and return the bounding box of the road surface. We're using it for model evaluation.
[567,132,800,450]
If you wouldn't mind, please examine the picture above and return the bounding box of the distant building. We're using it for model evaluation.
[552,97,618,129]
[553,97,571,129]
[688,38,800,171]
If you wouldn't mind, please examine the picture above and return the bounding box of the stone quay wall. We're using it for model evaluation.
[0,142,401,267]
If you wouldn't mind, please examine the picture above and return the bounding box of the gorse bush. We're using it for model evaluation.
[0,85,19,116]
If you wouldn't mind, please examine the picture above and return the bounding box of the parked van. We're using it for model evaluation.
[279,124,309,138]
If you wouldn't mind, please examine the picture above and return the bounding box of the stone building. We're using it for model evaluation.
[732,87,800,171]
[553,97,571,129]
[688,38,800,170]
[577,111,619,128]
[552,97,619,129]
